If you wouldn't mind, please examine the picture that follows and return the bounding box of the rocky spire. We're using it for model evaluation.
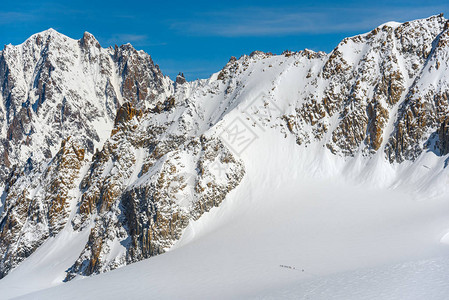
[175,72,186,85]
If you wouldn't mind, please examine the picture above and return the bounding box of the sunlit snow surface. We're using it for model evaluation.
[2,126,449,299]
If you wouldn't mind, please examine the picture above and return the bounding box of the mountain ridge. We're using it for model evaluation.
[1,14,449,287]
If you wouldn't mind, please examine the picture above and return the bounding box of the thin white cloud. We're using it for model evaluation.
[115,34,148,42]
[170,5,449,37]
[0,12,35,24]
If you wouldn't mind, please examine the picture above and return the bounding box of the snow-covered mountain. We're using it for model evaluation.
[2,14,449,299]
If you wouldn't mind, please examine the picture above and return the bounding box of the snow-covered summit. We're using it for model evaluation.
[21,27,69,42]
[0,26,172,179]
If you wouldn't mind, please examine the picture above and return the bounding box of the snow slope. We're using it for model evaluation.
[3,125,449,299]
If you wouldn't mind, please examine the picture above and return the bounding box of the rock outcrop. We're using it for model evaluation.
[0,29,171,184]
[281,15,448,160]
[0,137,85,278]
[65,98,244,279]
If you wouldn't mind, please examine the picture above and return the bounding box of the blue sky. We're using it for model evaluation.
[1,0,448,80]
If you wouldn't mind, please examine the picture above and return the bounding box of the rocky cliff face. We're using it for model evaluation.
[0,29,171,182]
[1,14,449,280]
[0,137,85,277]
[0,29,172,278]
[281,14,449,160]
[65,100,244,279]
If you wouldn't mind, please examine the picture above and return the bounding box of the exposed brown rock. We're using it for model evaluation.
[114,102,143,126]
[0,137,85,278]
[438,116,449,155]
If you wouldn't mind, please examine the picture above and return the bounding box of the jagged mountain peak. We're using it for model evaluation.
[375,13,445,33]
[28,27,63,38]
[7,29,146,61]
[371,13,444,31]
[79,31,101,49]
[18,27,75,48]
[0,26,172,182]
